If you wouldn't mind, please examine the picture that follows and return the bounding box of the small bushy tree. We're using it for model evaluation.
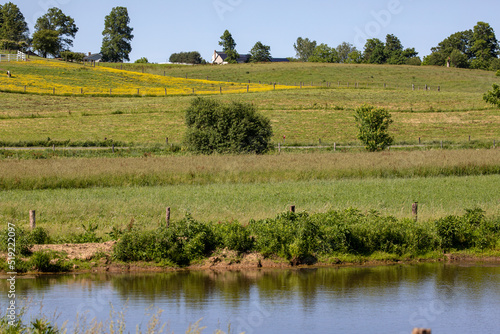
[184,98,273,154]
[483,83,500,108]
[354,104,394,152]
[134,57,148,63]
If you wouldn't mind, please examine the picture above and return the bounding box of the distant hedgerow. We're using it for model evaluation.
[184,97,273,154]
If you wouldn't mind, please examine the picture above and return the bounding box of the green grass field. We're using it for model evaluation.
[1,60,500,238]
[1,61,499,145]
[1,174,499,238]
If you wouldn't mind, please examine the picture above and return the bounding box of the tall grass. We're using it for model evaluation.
[0,150,499,190]
[1,174,500,237]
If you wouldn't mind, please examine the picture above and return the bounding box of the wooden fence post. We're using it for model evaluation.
[24,85,27,93]
[166,207,171,227]
[412,329,431,334]
[29,210,36,230]
[220,86,222,94]
[412,202,418,222]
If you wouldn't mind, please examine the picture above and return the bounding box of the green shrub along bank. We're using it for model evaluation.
[112,208,500,266]
[2,208,499,271]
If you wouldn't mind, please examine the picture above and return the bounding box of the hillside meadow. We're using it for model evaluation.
[0,59,499,239]
[0,60,499,145]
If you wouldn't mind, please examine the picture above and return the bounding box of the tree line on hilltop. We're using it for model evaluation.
[0,2,498,70]
[291,21,499,71]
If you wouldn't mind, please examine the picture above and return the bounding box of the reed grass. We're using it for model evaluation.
[1,173,499,238]
[0,149,499,190]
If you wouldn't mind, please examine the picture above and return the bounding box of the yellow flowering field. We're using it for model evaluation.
[0,58,294,96]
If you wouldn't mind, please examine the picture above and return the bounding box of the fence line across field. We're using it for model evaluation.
[2,82,443,96]
[0,51,26,62]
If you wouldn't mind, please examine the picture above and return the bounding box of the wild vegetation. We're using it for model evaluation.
[0,53,499,272]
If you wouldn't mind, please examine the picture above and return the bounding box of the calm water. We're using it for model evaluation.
[2,264,500,333]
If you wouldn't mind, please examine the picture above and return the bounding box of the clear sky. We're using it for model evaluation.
[6,0,500,63]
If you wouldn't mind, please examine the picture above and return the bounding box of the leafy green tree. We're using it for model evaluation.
[309,43,338,63]
[60,50,84,62]
[406,57,422,66]
[426,22,499,69]
[101,7,134,62]
[34,7,78,56]
[471,21,499,63]
[219,29,239,63]
[0,2,29,50]
[184,98,273,154]
[347,50,363,63]
[169,51,205,64]
[32,29,59,58]
[449,49,468,68]
[249,41,271,62]
[422,52,446,66]
[363,38,386,64]
[431,30,473,59]
[354,105,394,152]
[293,37,317,62]
[483,84,500,108]
[336,42,357,63]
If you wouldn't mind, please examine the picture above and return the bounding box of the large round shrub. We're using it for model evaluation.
[184,97,273,154]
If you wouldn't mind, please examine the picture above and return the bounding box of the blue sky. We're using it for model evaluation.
[7,0,500,63]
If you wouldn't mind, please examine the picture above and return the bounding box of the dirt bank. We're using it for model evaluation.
[3,242,500,275]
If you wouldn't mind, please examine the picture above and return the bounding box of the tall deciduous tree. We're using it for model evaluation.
[0,2,29,50]
[34,7,78,56]
[219,30,238,63]
[363,38,386,64]
[249,41,271,62]
[293,37,317,62]
[101,7,134,62]
[32,30,59,58]
[336,42,357,63]
[309,44,338,63]
[470,21,499,69]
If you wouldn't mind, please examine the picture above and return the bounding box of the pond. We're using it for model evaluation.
[2,263,500,333]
